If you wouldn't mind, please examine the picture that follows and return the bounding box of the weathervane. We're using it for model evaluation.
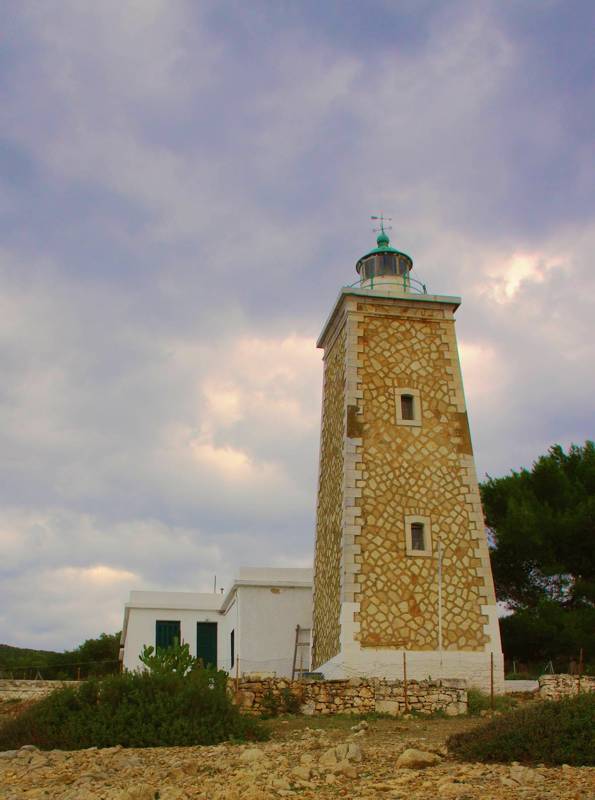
[371,213,392,236]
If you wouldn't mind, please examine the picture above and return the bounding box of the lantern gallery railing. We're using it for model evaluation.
[347,275,428,294]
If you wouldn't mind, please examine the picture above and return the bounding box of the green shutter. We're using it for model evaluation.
[197,622,218,668]
[156,620,180,650]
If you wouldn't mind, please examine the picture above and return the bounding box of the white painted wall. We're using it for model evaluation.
[121,571,314,678]
[122,592,225,672]
[235,584,312,678]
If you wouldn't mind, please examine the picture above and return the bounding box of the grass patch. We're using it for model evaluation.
[505,671,538,680]
[448,693,594,766]
[0,669,268,750]
[467,688,517,716]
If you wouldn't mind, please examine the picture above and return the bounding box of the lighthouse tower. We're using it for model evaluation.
[311,222,503,691]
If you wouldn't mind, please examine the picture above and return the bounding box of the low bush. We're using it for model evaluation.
[467,688,517,716]
[260,688,280,718]
[259,687,303,718]
[448,692,594,765]
[504,671,537,681]
[280,687,302,715]
[0,669,267,750]
[138,641,197,676]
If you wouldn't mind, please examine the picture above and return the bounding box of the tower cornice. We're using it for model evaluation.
[317,286,462,349]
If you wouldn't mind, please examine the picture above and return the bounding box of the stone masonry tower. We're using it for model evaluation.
[311,224,503,691]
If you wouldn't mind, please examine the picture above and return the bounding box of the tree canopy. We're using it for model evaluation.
[481,441,595,665]
[0,632,120,679]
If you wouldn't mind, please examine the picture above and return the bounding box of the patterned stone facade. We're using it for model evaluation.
[312,285,503,690]
[354,298,494,652]
[311,327,345,669]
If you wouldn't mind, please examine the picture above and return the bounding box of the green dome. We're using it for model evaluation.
[376,229,390,248]
[356,227,413,278]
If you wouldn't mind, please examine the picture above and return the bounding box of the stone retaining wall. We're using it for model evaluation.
[0,679,79,701]
[538,674,595,701]
[1,676,468,717]
[234,676,467,716]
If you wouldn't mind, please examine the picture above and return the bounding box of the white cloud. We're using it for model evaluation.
[481,251,565,303]
[459,341,509,405]
[58,565,138,586]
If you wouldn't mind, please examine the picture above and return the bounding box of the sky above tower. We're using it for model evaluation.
[1,0,594,650]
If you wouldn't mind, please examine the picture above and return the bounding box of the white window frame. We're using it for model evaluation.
[395,387,422,427]
[404,515,432,557]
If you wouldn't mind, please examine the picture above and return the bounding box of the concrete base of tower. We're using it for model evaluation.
[316,647,505,694]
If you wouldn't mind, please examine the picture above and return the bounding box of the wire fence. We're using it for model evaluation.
[0,659,120,681]
[504,651,593,679]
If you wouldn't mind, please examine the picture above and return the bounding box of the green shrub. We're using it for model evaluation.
[448,693,594,765]
[504,671,537,680]
[280,687,302,714]
[467,688,517,716]
[139,641,196,676]
[0,669,267,750]
[259,687,302,718]
[260,689,280,718]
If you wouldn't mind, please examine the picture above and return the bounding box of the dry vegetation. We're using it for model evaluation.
[1,707,594,799]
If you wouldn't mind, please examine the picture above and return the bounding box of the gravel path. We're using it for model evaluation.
[1,717,593,799]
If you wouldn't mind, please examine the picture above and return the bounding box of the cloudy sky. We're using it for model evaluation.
[1,0,594,651]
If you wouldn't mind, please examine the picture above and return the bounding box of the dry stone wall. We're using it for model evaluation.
[538,674,595,700]
[0,679,78,701]
[234,676,467,716]
[1,676,468,718]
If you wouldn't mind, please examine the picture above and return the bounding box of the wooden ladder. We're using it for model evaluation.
[291,624,311,680]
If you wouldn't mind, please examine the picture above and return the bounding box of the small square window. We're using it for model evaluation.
[401,394,415,421]
[410,523,425,550]
[405,515,432,557]
[395,388,422,427]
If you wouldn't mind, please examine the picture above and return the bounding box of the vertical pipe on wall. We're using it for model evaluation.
[403,651,409,713]
[490,652,494,714]
[437,539,443,668]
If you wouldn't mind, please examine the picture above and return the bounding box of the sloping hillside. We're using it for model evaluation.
[0,644,60,669]
[0,633,120,679]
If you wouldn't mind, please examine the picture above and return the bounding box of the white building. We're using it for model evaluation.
[120,567,312,678]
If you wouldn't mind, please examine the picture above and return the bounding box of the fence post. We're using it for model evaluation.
[578,648,583,695]
[291,624,300,681]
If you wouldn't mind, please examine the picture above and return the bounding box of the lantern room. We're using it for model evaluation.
[355,228,413,282]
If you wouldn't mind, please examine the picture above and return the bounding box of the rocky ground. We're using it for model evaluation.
[0,713,593,800]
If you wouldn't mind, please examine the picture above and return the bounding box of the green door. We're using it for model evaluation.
[197,622,217,668]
